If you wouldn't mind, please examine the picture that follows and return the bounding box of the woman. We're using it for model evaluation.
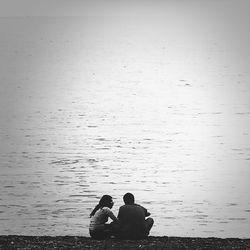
[89,195,118,239]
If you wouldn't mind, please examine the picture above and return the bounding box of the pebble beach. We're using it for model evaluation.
[0,236,250,250]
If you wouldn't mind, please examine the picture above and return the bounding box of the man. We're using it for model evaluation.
[117,193,154,239]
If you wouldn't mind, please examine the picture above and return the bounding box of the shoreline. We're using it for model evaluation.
[0,235,249,249]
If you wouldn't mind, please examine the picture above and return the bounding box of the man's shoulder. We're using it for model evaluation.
[119,204,138,208]
[134,203,143,207]
[134,204,150,216]
[119,204,145,211]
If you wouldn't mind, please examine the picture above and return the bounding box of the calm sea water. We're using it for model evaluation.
[0,17,250,237]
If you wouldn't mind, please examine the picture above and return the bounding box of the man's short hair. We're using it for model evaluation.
[123,193,135,204]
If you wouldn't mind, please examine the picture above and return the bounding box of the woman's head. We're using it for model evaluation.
[99,195,114,209]
[90,195,114,217]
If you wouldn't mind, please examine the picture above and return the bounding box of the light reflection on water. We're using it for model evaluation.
[0,17,250,238]
[1,109,250,237]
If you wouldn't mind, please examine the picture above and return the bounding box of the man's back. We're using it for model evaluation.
[118,204,147,239]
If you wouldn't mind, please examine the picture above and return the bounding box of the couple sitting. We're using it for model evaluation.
[89,193,154,240]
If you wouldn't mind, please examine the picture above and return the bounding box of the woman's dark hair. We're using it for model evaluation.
[90,195,113,217]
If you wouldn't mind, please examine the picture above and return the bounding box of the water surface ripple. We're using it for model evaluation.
[1,17,250,237]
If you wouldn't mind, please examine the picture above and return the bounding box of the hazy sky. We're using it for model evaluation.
[1,0,250,53]
[1,0,249,73]
[0,0,249,18]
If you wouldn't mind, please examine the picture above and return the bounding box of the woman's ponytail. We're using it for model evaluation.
[90,204,101,217]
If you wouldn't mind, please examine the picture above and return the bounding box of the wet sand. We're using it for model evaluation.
[0,236,249,250]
